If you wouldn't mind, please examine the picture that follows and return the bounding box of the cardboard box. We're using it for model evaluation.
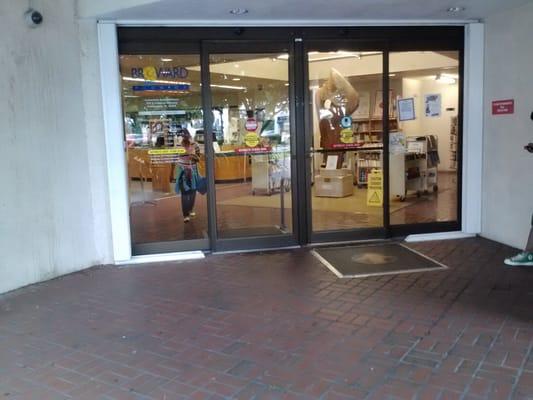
[320,168,352,178]
[315,174,354,197]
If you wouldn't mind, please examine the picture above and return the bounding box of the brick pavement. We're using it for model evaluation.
[0,237,532,399]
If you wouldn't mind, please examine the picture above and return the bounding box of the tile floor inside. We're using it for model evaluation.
[0,238,532,399]
[130,172,458,245]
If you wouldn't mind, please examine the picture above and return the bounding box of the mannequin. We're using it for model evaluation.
[315,68,359,168]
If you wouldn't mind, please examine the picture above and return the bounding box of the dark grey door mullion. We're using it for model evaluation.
[200,42,218,250]
[382,48,391,236]
[296,40,312,245]
[288,37,305,246]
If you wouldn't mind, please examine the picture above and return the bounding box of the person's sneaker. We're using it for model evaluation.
[190,211,196,218]
[504,252,533,266]
[184,217,191,223]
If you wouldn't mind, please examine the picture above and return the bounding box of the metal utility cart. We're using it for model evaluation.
[390,135,439,201]
[251,145,291,196]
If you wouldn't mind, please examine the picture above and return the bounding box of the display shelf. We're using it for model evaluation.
[356,150,382,187]
[449,116,458,170]
[352,117,396,187]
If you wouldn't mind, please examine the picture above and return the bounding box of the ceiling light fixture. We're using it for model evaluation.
[447,6,465,13]
[229,8,248,15]
[232,78,241,81]
[161,58,173,62]
[435,73,456,84]
[210,83,246,90]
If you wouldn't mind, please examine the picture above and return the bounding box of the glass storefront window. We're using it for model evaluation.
[389,51,459,225]
[120,54,208,249]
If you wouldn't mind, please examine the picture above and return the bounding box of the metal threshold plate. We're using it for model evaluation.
[312,243,447,278]
[218,226,285,239]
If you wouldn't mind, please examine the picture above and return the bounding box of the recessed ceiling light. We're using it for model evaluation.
[229,8,248,15]
[161,58,173,62]
[435,73,456,84]
[232,78,241,81]
[447,6,465,13]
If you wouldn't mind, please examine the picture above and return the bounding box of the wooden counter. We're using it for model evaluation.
[127,147,251,190]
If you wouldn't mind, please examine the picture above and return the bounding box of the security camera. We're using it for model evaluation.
[25,9,43,28]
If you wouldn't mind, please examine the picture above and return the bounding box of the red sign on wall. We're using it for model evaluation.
[492,99,514,115]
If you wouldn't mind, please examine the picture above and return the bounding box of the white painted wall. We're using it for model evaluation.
[401,78,459,171]
[482,2,533,249]
[0,0,112,294]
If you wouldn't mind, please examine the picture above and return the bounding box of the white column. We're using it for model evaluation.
[462,23,484,234]
[97,22,132,262]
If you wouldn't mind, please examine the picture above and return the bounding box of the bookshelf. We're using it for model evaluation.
[449,116,458,170]
[353,117,398,186]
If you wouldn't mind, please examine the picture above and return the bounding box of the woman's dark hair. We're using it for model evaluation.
[181,128,192,145]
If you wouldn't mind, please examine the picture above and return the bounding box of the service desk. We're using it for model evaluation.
[127,148,251,191]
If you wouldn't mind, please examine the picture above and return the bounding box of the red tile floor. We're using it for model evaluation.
[0,238,532,399]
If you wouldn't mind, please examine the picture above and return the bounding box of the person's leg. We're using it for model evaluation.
[504,213,533,266]
[189,191,197,216]
[181,191,194,219]
[525,213,533,252]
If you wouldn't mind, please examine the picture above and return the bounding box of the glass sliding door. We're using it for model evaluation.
[307,47,388,240]
[388,51,460,227]
[119,53,209,254]
[116,28,465,255]
[205,45,298,250]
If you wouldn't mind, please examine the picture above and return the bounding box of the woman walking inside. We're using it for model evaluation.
[175,129,201,222]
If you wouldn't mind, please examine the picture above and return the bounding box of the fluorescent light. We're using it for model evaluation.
[232,78,241,81]
[210,84,246,90]
[302,51,363,63]
[161,58,173,62]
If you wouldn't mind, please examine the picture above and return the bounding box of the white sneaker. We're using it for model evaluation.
[190,212,196,218]
[184,217,191,223]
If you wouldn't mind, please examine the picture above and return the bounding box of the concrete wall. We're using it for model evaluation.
[482,2,533,249]
[0,0,112,294]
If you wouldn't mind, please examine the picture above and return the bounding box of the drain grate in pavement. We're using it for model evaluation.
[312,243,447,278]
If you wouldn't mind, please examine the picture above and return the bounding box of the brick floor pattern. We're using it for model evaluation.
[0,238,532,400]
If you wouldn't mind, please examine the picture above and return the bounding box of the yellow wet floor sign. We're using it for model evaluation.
[366,169,383,207]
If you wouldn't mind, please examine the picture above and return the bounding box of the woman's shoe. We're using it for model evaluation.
[184,217,191,223]
[190,211,196,218]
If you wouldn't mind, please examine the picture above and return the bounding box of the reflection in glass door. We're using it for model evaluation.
[207,52,294,242]
[120,54,209,254]
[308,50,387,236]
